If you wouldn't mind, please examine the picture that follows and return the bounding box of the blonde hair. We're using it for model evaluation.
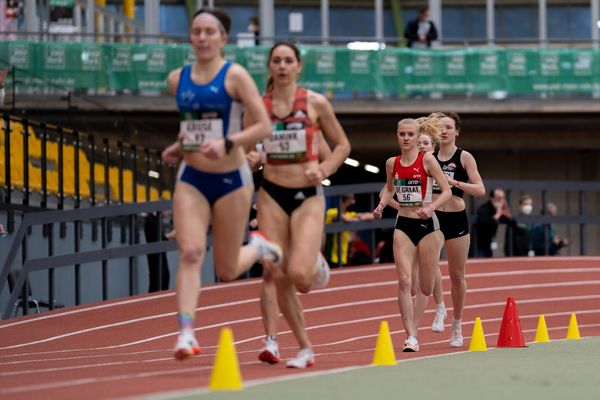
[416,114,441,145]
[397,118,418,131]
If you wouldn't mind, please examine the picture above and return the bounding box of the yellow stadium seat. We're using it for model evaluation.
[1,118,164,204]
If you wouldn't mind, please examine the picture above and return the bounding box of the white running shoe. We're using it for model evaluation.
[312,252,330,289]
[431,307,448,332]
[286,348,315,369]
[258,336,280,364]
[449,320,464,348]
[173,332,201,360]
[249,231,282,265]
[402,335,419,352]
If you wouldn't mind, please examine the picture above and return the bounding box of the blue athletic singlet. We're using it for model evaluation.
[176,62,243,149]
[175,62,252,205]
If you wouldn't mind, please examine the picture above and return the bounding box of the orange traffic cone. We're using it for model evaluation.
[496,297,527,347]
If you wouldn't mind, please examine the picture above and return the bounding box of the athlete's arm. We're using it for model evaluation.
[311,91,351,178]
[454,151,485,198]
[162,68,184,165]
[380,187,400,211]
[225,64,272,149]
[242,111,264,171]
[421,153,451,218]
[318,134,333,161]
[373,158,395,219]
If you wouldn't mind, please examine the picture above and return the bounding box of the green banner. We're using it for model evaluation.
[2,41,600,97]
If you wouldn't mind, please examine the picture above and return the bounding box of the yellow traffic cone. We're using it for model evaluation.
[534,315,551,343]
[566,313,581,340]
[372,320,397,366]
[209,328,243,391]
[468,317,488,352]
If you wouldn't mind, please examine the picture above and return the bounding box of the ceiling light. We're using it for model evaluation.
[347,41,385,51]
[344,158,360,167]
[364,164,380,174]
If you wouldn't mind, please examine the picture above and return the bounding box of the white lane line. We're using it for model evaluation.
[0,349,172,365]
[2,317,599,395]
[0,281,257,330]
[3,294,600,363]
[309,310,600,349]
[4,313,599,382]
[2,279,599,352]
[4,266,597,340]
[2,257,598,330]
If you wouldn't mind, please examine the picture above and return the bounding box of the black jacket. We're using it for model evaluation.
[404,18,438,48]
[474,201,509,251]
[504,218,531,257]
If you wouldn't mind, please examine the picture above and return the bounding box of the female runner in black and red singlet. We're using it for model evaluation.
[244,42,351,368]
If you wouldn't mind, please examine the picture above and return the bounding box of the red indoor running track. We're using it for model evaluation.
[1,257,600,400]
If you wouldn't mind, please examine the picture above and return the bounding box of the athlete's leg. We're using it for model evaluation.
[417,230,444,297]
[272,196,326,351]
[430,265,447,332]
[261,268,279,338]
[445,234,470,321]
[392,229,417,338]
[173,182,210,319]
[256,190,290,354]
[433,267,445,306]
[211,185,263,281]
[258,268,281,363]
[411,260,429,332]
[172,182,210,359]
[287,196,326,293]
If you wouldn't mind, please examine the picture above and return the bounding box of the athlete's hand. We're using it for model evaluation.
[246,150,262,170]
[417,206,434,219]
[161,141,182,166]
[305,165,326,186]
[373,203,385,219]
[200,138,226,160]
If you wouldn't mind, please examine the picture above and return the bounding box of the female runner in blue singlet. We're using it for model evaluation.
[161,8,282,360]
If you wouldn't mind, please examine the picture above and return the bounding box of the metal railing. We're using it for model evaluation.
[1,113,174,211]
[0,200,175,319]
[1,178,599,319]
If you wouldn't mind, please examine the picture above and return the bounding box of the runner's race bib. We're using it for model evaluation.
[432,171,454,192]
[264,122,307,161]
[394,178,423,207]
[180,117,224,151]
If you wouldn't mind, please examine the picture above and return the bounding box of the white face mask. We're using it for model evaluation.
[521,204,533,215]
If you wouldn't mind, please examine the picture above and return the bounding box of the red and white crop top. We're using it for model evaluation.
[392,151,433,207]
[262,87,320,165]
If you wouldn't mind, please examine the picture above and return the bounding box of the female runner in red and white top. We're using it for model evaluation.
[244,42,351,368]
[373,118,451,352]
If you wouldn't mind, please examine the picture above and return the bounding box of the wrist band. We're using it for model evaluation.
[224,138,234,154]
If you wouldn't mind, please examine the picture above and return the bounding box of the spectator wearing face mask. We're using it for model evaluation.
[504,194,534,257]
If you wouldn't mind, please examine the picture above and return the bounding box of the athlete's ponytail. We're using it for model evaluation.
[416,114,442,146]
